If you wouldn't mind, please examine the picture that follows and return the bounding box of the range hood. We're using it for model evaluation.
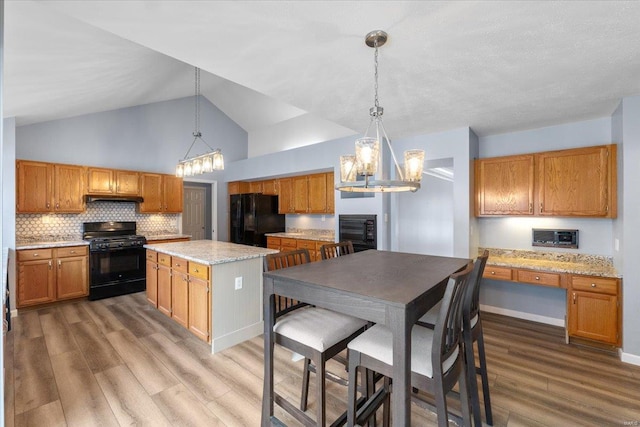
[85,195,144,203]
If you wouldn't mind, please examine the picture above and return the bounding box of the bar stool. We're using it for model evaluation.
[319,241,354,260]
[346,262,476,427]
[264,249,368,426]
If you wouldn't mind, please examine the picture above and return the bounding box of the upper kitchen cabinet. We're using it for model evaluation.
[537,145,616,218]
[278,178,294,214]
[475,154,535,216]
[292,173,334,214]
[16,160,85,213]
[87,167,140,195]
[228,181,250,195]
[475,144,617,218]
[139,173,183,213]
[262,179,278,196]
[326,172,335,213]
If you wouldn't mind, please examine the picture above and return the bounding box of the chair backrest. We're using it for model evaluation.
[264,249,311,317]
[463,250,489,327]
[319,241,355,260]
[432,262,475,377]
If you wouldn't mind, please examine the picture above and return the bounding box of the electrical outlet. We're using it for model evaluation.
[234,276,243,290]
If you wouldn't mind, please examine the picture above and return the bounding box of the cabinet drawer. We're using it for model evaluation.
[516,269,562,287]
[146,250,157,262]
[266,237,281,250]
[172,256,188,273]
[482,265,512,281]
[189,262,209,280]
[571,276,618,295]
[157,253,171,266]
[18,248,53,261]
[280,238,297,250]
[296,240,317,251]
[55,246,87,258]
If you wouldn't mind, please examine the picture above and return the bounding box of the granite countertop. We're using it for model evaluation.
[483,248,620,278]
[16,236,88,250]
[265,231,335,243]
[144,234,191,241]
[144,240,278,265]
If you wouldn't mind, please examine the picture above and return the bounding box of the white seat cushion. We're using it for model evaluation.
[274,307,368,352]
[347,324,459,378]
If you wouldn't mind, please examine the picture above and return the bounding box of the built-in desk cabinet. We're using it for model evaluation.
[146,249,211,342]
[17,246,89,308]
[475,144,617,218]
[482,265,621,346]
[267,236,327,262]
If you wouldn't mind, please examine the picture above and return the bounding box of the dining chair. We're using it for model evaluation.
[346,262,476,427]
[263,249,368,426]
[417,250,492,426]
[319,241,355,260]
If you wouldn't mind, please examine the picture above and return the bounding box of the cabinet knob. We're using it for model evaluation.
[194,268,199,273]
[490,271,495,275]
[70,250,76,254]
[535,276,540,280]
[58,260,62,268]
[33,253,39,257]
[46,202,50,209]
[48,260,52,269]
[591,283,596,287]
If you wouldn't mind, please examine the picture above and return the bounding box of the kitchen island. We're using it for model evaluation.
[144,240,278,353]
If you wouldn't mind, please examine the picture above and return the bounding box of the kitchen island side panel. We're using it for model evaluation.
[211,257,264,353]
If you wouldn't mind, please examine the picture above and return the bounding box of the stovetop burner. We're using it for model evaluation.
[83,221,147,251]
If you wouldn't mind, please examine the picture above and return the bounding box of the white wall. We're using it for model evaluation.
[3,117,15,311]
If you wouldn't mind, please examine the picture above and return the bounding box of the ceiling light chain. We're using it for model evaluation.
[176,66,224,177]
[336,30,425,193]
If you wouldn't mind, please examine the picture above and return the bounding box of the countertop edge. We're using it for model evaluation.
[485,259,621,279]
[144,242,278,266]
[16,240,90,250]
[264,232,335,243]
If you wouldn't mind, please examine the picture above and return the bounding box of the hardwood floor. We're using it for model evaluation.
[4,292,640,426]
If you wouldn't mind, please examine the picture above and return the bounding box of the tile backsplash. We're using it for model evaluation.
[16,202,179,239]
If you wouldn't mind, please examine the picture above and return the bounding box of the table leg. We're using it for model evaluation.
[262,278,275,426]
[390,308,411,426]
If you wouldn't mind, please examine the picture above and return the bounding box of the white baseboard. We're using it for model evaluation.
[620,350,640,367]
[10,309,17,318]
[480,304,565,327]
[211,321,263,354]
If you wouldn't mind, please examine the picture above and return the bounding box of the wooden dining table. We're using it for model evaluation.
[261,249,471,426]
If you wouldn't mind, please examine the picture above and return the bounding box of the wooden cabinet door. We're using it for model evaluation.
[537,145,615,217]
[278,178,293,214]
[115,170,140,195]
[262,179,278,196]
[475,155,534,216]
[53,164,85,213]
[163,175,183,213]
[139,173,163,213]
[16,160,53,213]
[568,291,618,345]
[17,259,55,307]
[293,176,309,213]
[87,167,114,194]
[326,172,335,213]
[146,259,158,306]
[172,272,189,328]
[56,255,88,300]
[249,181,263,193]
[188,275,210,342]
[157,264,172,317]
[307,173,328,213]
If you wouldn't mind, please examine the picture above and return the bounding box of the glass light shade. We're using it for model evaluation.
[340,155,357,182]
[201,155,213,173]
[355,137,379,176]
[175,163,184,178]
[212,151,224,170]
[404,149,425,182]
[192,158,203,175]
[183,161,193,177]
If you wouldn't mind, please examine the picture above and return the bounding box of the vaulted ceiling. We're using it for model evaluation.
[5,1,640,150]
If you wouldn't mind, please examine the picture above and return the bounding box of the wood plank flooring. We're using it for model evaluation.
[4,292,640,426]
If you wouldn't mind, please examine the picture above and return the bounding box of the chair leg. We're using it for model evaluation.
[382,376,391,427]
[300,358,311,411]
[464,331,482,427]
[315,354,326,426]
[434,379,449,427]
[458,364,472,427]
[476,327,493,425]
[347,351,360,426]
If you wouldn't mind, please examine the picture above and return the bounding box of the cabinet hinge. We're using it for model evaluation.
[606,205,609,213]
[207,287,210,293]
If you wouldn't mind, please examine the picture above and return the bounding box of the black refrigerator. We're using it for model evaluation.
[230,194,285,247]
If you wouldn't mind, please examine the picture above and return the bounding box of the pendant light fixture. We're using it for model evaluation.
[336,30,424,193]
[176,67,224,177]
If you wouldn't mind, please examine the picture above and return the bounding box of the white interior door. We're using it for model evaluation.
[183,186,206,240]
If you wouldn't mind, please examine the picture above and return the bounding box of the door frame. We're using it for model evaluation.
[183,179,218,241]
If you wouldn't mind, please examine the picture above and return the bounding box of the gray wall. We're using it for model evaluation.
[15,96,247,242]
[3,117,15,312]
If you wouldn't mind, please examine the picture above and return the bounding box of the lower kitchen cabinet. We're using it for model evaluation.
[17,246,88,308]
[145,249,211,342]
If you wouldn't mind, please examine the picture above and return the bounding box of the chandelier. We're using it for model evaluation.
[175,67,224,177]
[336,30,424,193]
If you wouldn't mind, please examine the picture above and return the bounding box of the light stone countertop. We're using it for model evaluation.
[144,234,191,241]
[144,240,278,265]
[16,239,89,250]
[482,248,620,278]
